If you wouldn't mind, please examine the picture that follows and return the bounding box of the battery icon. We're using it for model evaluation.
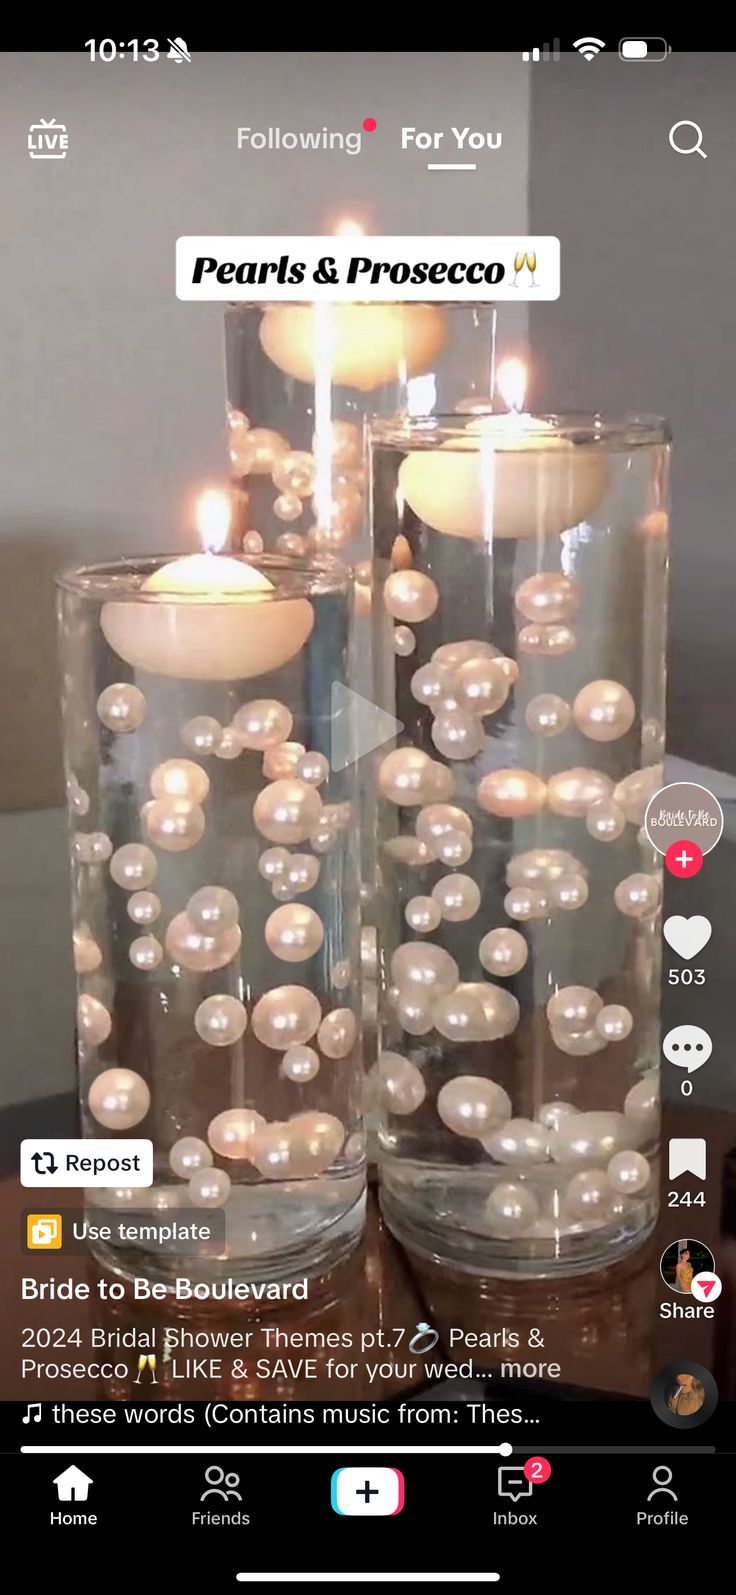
[619,38,669,61]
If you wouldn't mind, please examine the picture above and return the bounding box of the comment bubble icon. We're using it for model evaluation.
[497,1464,533,1502]
[662,1024,712,1071]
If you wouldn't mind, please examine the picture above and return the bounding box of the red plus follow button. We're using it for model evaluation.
[665,840,704,878]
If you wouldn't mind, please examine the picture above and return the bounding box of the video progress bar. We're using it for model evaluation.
[428,163,477,170]
[236,1578,500,1586]
[22,1443,513,1456]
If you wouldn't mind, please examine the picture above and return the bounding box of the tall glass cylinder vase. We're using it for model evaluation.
[370,413,669,1275]
[57,552,364,1286]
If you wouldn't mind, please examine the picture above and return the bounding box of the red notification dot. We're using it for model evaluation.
[523,1456,552,1484]
[665,839,703,878]
[363,117,377,132]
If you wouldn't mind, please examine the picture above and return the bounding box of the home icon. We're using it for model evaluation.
[53,1464,93,1502]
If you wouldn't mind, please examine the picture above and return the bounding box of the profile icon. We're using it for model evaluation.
[650,1361,718,1428]
[659,1237,715,1294]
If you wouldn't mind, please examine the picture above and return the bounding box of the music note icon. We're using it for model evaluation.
[22,1402,42,1423]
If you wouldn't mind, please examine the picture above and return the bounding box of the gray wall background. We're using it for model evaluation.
[529,50,736,773]
[0,51,530,1103]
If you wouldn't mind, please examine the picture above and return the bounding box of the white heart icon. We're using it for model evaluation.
[663,915,712,960]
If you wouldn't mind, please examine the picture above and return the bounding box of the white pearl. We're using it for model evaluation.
[379,1052,426,1114]
[73,927,102,975]
[182,715,223,755]
[263,741,306,780]
[454,658,509,717]
[525,693,571,738]
[129,935,163,971]
[547,768,613,816]
[504,887,549,921]
[586,799,626,842]
[552,1026,607,1056]
[283,854,321,896]
[507,848,582,887]
[77,993,112,1045]
[251,985,321,1050]
[150,759,210,804]
[391,942,458,995]
[433,829,473,867]
[66,775,90,817]
[424,761,455,802]
[595,1003,633,1042]
[432,987,487,1043]
[265,903,324,962]
[145,797,206,853]
[564,1169,617,1221]
[515,571,580,624]
[483,1118,550,1166]
[165,913,242,973]
[253,779,322,843]
[607,1149,651,1195]
[273,449,316,497]
[416,803,473,851]
[258,847,290,884]
[547,872,589,912]
[97,682,146,733]
[232,699,294,751]
[317,1008,357,1060]
[518,622,576,657]
[274,494,304,525]
[194,994,248,1047]
[187,886,240,935]
[410,660,457,710]
[477,769,547,818]
[614,873,661,918]
[331,960,351,991]
[88,1067,150,1129]
[437,1075,511,1138]
[215,727,242,760]
[127,891,161,926]
[573,679,636,742]
[110,843,157,890]
[250,1110,344,1179]
[383,835,433,868]
[550,1111,629,1166]
[379,747,435,806]
[295,751,329,787]
[613,766,663,826]
[479,927,528,977]
[537,1100,579,1132]
[383,570,439,624]
[188,1167,231,1208]
[394,625,416,657]
[405,895,442,934]
[546,985,602,1033]
[431,711,484,761]
[281,1045,320,1083]
[432,873,481,923]
[484,1182,539,1237]
[207,1108,264,1159]
[236,426,288,475]
[241,530,265,554]
[432,638,498,667]
[169,1136,212,1177]
[394,989,434,1035]
[623,1074,659,1137]
[465,982,520,1039]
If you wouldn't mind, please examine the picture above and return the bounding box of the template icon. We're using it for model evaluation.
[26,1213,62,1249]
[331,1467,405,1516]
[668,1138,706,1180]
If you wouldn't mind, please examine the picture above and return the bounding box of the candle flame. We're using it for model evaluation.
[196,488,231,554]
[497,358,527,415]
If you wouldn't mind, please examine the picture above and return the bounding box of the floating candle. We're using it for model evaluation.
[258,303,447,390]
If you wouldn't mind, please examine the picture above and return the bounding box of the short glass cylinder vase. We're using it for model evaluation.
[57,553,364,1286]
[370,414,669,1276]
[223,302,502,562]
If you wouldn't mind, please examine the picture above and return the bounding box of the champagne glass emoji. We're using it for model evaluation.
[526,251,538,287]
[511,250,526,287]
[134,1354,147,1384]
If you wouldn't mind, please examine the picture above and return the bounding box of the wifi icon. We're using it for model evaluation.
[573,36,606,59]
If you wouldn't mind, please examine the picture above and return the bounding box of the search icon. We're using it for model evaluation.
[669,120,707,158]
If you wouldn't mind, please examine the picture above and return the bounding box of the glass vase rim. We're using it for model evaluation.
[370,411,671,449]
[56,551,352,602]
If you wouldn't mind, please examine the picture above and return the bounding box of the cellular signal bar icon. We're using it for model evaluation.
[522,41,561,62]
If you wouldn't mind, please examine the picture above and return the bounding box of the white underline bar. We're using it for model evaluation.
[236,1578,500,1586]
[427,163,477,170]
[22,1444,512,1456]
